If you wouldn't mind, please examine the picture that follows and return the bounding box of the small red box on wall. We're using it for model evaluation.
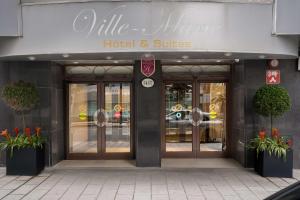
[266,70,280,85]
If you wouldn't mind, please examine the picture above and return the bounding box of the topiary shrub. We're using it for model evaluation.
[1,81,40,131]
[253,85,291,134]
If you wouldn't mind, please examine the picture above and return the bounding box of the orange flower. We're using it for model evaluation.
[259,130,266,140]
[272,128,279,138]
[14,128,19,136]
[35,127,41,137]
[25,128,31,138]
[1,129,10,140]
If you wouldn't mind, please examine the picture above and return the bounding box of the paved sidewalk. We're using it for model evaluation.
[0,167,299,200]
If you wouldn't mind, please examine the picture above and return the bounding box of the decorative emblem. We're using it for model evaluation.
[141,55,155,77]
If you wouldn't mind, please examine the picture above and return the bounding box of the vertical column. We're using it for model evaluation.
[134,60,162,167]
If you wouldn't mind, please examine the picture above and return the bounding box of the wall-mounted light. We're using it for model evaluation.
[62,54,70,58]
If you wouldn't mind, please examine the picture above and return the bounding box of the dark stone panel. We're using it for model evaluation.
[230,62,246,166]
[134,60,162,167]
[0,61,65,166]
[0,62,12,166]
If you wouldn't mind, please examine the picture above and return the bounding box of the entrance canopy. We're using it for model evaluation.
[0,1,298,60]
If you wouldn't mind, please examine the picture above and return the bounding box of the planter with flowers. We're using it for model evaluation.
[0,81,46,175]
[250,85,292,178]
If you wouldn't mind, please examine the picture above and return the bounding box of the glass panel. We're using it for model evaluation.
[199,83,226,152]
[165,83,193,152]
[105,83,131,153]
[69,84,97,153]
[162,65,230,73]
[66,66,133,75]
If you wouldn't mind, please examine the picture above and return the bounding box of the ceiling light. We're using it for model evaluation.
[182,55,189,59]
[177,60,182,63]
[106,56,113,60]
[216,60,222,63]
[259,55,266,59]
[28,56,36,61]
[224,52,232,57]
[234,59,240,63]
[62,54,70,58]
[144,53,152,58]
[73,61,79,64]
[113,61,119,64]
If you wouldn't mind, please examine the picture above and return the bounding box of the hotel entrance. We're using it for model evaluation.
[66,65,134,159]
[162,65,229,158]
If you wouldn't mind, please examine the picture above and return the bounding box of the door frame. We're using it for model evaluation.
[65,79,134,160]
[161,75,231,158]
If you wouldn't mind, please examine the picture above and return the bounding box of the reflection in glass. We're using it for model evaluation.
[165,83,193,152]
[69,84,97,153]
[105,83,131,153]
[199,83,226,152]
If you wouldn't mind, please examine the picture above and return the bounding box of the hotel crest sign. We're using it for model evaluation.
[72,4,223,50]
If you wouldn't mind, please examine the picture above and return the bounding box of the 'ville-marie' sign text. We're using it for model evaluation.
[72,4,223,49]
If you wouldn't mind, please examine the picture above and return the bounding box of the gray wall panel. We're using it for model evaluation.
[0,0,22,36]
[274,0,300,35]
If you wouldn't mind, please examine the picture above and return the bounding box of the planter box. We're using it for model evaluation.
[255,150,293,178]
[6,147,45,176]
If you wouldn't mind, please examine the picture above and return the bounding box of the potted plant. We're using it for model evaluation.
[250,85,292,177]
[0,81,46,175]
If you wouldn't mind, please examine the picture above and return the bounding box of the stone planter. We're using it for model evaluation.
[6,147,45,176]
[255,150,293,178]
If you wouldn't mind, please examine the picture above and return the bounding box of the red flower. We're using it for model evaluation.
[287,139,293,147]
[14,128,19,136]
[272,128,279,138]
[25,128,31,138]
[35,127,41,137]
[259,130,266,140]
[1,129,10,140]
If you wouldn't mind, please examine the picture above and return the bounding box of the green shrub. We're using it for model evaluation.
[253,85,291,133]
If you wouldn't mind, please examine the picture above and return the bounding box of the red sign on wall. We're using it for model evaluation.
[141,55,155,77]
[266,70,280,85]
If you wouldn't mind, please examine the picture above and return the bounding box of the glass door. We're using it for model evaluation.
[68,82,132,159]
[104,83,131,154]
[198,83,227,155]
[163,81,227,158]
[164,82,195,156]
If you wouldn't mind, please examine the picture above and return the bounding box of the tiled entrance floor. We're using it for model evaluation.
[0,164,299,200]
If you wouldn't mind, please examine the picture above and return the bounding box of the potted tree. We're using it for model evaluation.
[250,85,292,177]
[0,81,46,175]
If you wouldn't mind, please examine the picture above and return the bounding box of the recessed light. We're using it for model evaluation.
[259,55,266,59]
[113,60,119,64]
[73,61,79,64]
[177,60,182,63]
[106,56,113,60]
[182,55,189,59]
[216,60,222,63]
[224,52,232,57]
[62,54,70,58]
[144,53,152,58]
[28,56,36,61]
[234,59,240,63]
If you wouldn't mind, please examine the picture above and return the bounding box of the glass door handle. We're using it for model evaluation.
[93,109,107,127]
[191,107,203,127]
